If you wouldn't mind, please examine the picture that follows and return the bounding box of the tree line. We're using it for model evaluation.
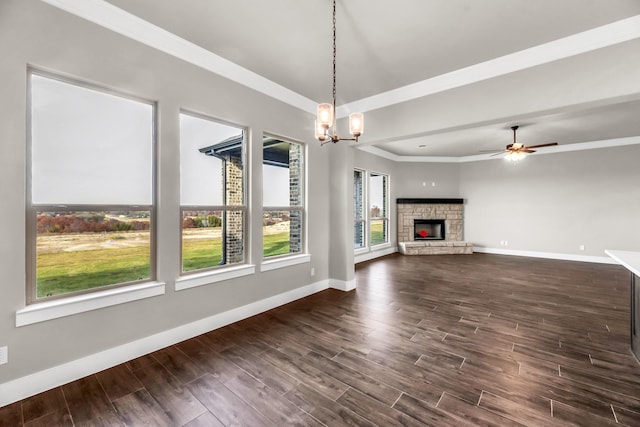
[37,214,149,234]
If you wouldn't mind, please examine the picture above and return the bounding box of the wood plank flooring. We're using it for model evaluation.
[2,253,640,426]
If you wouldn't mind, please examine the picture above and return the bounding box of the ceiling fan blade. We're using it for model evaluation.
[523,149,536,153]
[525,142,558,149]
[490,151,507,157]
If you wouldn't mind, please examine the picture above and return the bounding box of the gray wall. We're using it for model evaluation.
[460,145,640,256]
[393,161,461,199]
[0,0,334,384]
[357,145,640,258]
[328,143,355,282]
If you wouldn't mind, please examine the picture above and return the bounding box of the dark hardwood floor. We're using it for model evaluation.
[2,253,640,426]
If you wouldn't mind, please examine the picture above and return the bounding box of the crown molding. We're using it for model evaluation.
[357,136,640,163]
[39,0,318,114]
[339,14,640,116]
[40,1,640,120]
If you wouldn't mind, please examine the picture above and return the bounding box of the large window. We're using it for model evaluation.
[27,71,155,303]
[369,172,389,246]
[262,135,305,258]
[179,112,246,272]
[354,169,365,248]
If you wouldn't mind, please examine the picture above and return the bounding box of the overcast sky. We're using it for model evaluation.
[31,74,291,208]
[181,113,290,207]
[32,75,384,212]
[31,74,153,205]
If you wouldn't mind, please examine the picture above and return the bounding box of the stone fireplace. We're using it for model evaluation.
[397,198,472,255]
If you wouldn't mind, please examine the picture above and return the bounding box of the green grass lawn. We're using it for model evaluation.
[36,246,150,298]
[182,231,291,272]
[262,233,290,257]
[181,238,223,271]
[370,220,387,245]
[36,230,292,298]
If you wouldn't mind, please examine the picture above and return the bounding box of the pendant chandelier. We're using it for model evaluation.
[315,0,364,144]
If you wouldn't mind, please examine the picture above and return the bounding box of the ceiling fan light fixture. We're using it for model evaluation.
[505,151,526,162]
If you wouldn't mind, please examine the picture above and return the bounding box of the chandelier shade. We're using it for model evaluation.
[349,112,364,137]
[317,103,333,128]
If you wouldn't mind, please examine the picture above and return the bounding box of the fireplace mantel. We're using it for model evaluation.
[397,198,463,205]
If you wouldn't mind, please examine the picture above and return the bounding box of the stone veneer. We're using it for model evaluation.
[288,142,302,254]
[397,198,472,255]
[224,155,244,264]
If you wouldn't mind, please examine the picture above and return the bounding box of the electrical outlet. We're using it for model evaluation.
[310,267,315,277]
[579,245,585,251]
[0,346,7,365]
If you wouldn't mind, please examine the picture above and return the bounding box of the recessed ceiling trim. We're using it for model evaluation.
[339,14,640,117]
[39,0,318,114]
[358,136,640,163]
[38,1,640,125]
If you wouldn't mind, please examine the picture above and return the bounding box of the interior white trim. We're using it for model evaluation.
[39,0,317,114]
[260,253,311,272]
[15,281,166,327]
[605,250,640,277]
[329,278,357,291]
[357,135,640,163]
[473,246,618,265]
[355,245,398,264]
[1,279,331,407]
[39,2,640,119]
[339,14,640,116]
[175,264,256,291]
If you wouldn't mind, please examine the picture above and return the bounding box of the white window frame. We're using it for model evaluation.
[20,69,164,326]
[368,171,390,247]
[261,134,308,269]
[354,168,367,250]
[177,110,248,281]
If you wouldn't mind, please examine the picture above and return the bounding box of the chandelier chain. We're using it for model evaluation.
[315,0,362,144]
[332,0,337,111]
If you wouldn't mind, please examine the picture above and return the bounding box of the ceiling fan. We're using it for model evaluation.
[490,126,558,160]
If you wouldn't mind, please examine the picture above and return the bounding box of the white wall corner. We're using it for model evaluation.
[329,278,357,292]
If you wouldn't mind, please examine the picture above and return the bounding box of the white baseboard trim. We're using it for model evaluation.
[354,245,397,264]
[329,278,357,291]
[473,246,618,264]
[0,279,330,407]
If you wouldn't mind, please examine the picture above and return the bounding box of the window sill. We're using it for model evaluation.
[354,247,369,255]
[175,264,256,291]
[371,242,394,249]
[261,253,311,272]
[16,281,166,327]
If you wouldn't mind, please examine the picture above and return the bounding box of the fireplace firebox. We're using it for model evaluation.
[414,219,445,240]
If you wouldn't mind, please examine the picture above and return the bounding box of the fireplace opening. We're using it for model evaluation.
[414,219,445,240]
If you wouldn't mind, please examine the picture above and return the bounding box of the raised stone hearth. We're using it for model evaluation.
[399,241,473,255]
[397,198,472,255]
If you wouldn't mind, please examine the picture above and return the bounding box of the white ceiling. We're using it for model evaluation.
[46,0,640,159]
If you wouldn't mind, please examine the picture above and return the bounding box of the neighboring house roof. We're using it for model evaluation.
[200,134,291,167]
